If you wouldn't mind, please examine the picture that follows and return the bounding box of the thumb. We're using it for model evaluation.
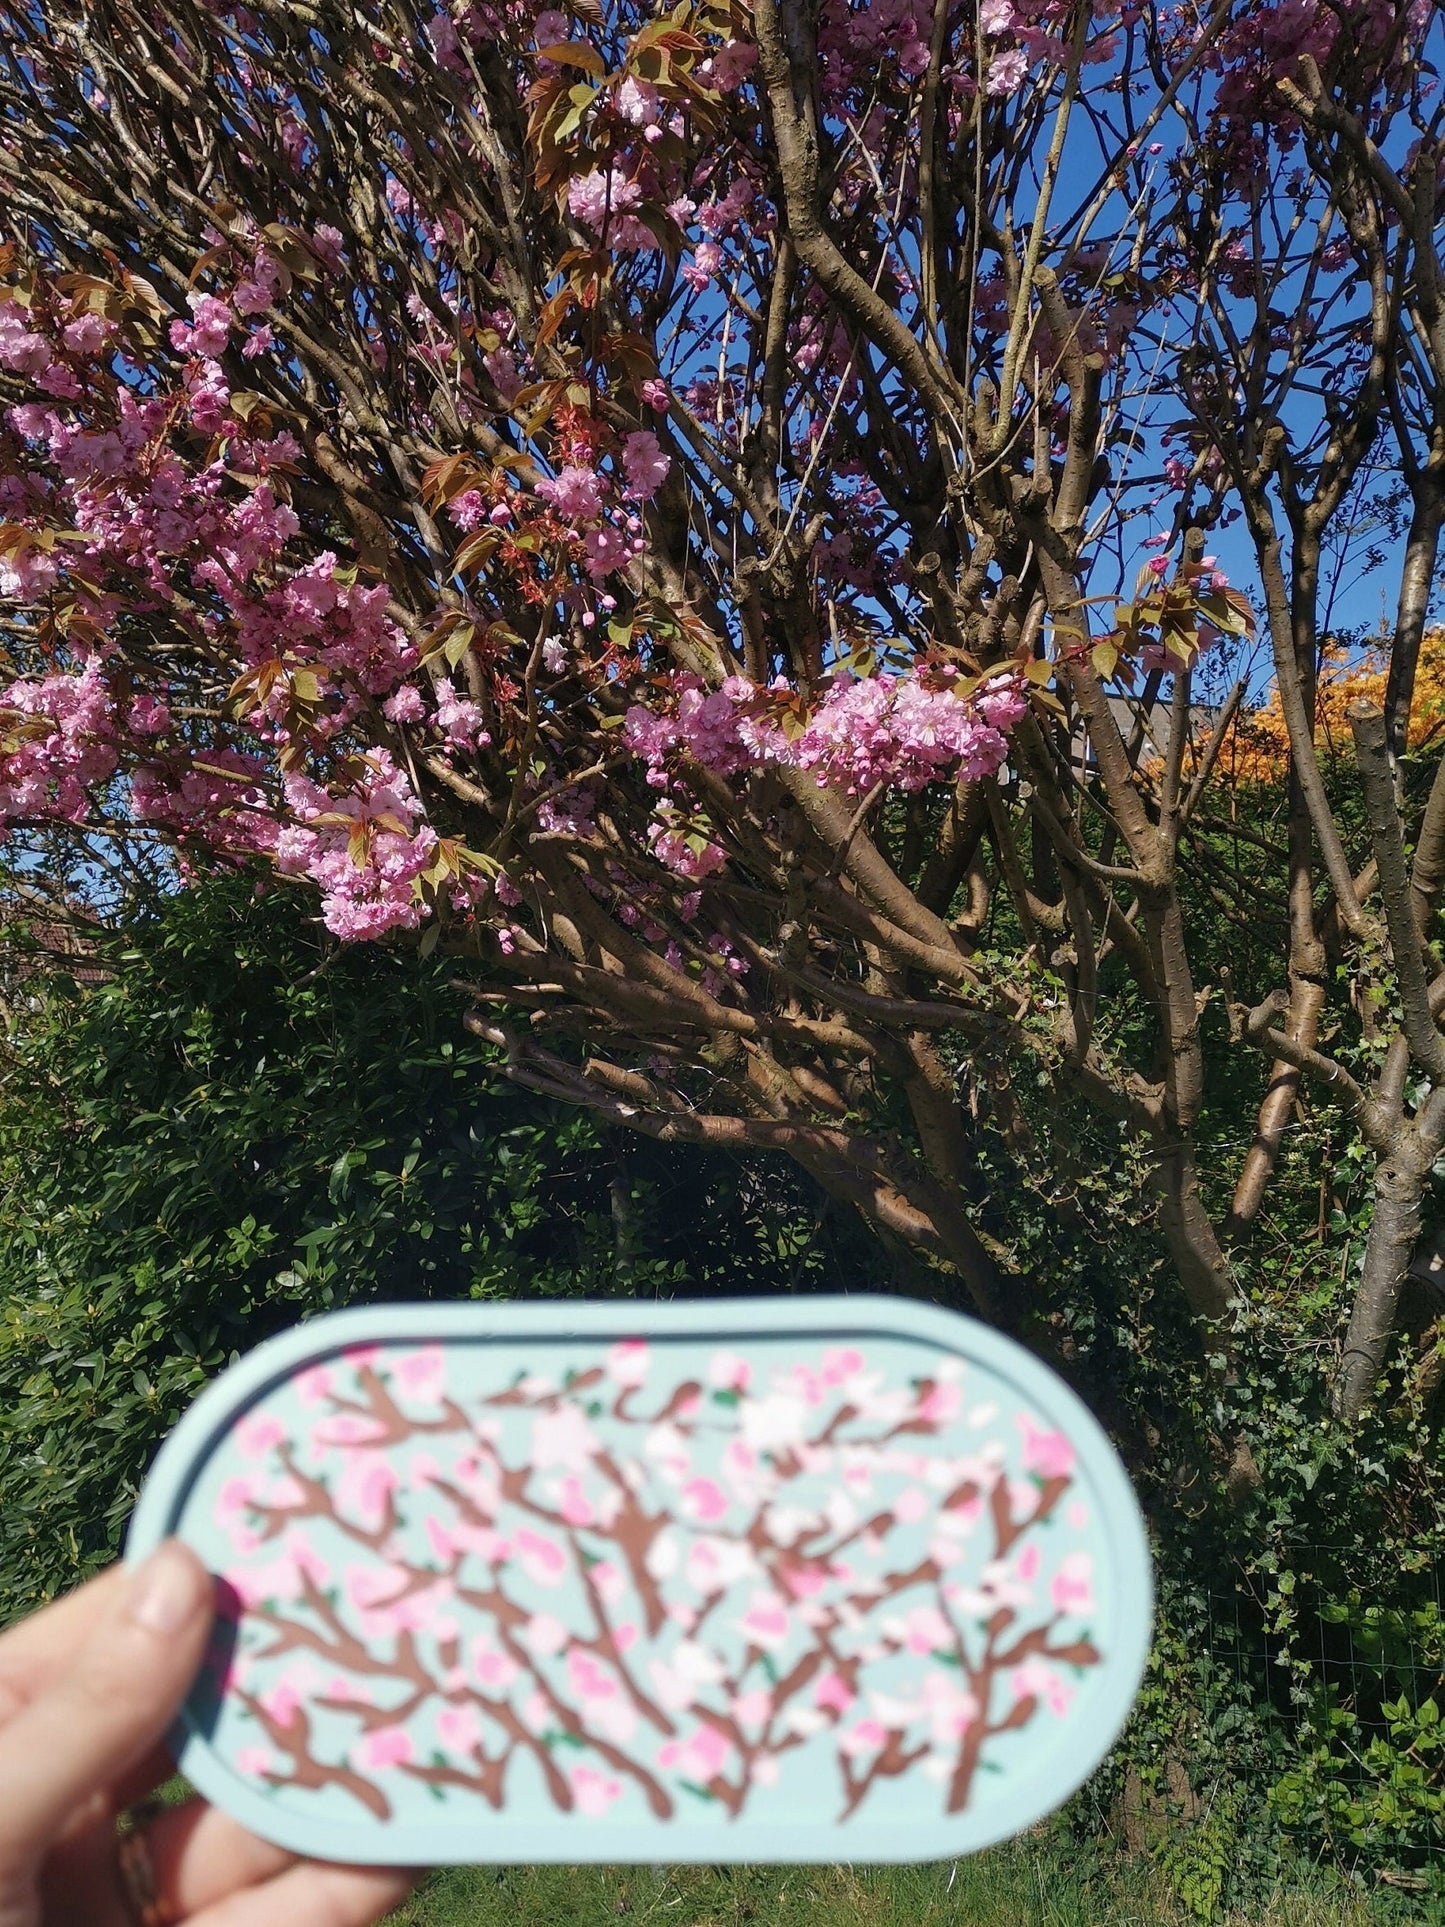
[0,1542,213,1860]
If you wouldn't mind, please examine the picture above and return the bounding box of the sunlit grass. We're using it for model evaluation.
[384,1838,1391,1927]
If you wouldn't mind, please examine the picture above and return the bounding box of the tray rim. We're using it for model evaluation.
[126,1294,1154,1865]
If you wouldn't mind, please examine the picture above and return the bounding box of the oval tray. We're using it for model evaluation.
[126,1296,1151,1864]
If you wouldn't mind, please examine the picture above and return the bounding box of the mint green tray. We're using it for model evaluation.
[126,1297,1151,1864]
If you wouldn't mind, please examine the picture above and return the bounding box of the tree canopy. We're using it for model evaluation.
[1,1,1445,1421]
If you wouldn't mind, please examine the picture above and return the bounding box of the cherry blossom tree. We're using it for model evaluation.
[1,0,1443,1420]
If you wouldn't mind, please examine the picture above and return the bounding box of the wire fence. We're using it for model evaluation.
[1071,1546,1444,1887]
[1216,1547,1442,1873]
[1211,1543,1440,1702]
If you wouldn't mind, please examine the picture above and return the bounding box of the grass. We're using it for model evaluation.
[383,1837,1398,1927]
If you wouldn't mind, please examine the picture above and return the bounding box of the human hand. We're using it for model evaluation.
[0,1542,416,1927]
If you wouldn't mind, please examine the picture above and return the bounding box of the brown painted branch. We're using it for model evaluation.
[839,1730,931,1821]
[990,1473,1070,1559]
[398,1748,510,1807]
[239,1696,392,1820]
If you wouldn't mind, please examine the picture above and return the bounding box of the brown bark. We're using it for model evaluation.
[1383,479,1445,765]
[1225,975,1327,1237]
[1154,1143,1235,1323]
[1411,749,1445,943]
[1334,1148,1429,1422]
[1349,702,1445,1078]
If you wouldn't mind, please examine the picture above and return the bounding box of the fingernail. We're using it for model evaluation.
[126,1543,208,1636]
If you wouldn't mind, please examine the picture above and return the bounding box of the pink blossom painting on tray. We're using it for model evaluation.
[127,1299,1152,1864]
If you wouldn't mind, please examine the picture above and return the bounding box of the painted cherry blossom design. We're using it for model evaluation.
[199,1337,1103,1826]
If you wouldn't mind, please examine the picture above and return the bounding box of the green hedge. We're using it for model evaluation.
[0,878,892,1615]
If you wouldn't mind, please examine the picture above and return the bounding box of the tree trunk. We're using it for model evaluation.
[1153,1140,1236,1323]
[1334,1151,1427,1421]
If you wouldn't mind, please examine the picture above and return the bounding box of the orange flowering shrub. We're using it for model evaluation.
[1218,631,1445,785]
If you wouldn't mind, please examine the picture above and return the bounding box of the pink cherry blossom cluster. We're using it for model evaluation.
[534,432,670,518]
[0,654,119,824]
[605,862,748,994]
[806,0,1127,111]
[566,166,657,254]
[0,537,61,602]
[0,280,464,933]
[538,19,768,298]
[790,674,1026,794]
[275,752,440,942]
[130,745,273,848]
[518,431,669,597]
[699,38,757,94]
[1204,0,1432,160]
[646,799,729,882]
[816,0,952,91]
[625,670,1027,801]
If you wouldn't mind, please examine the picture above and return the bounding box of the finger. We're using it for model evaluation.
[0,1566,132,1724]
[149,1801,296,1915]
[38,1800,297,1927]
[0,1542,212,1859]
[187,1859,417,1927]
